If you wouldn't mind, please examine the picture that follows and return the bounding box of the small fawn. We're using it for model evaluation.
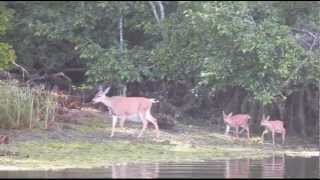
[260,114,286,145]
[223,111,250,139]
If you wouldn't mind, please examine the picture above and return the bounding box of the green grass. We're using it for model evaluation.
[0,138,269,170]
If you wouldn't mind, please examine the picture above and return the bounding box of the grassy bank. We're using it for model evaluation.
[0,109,318,170]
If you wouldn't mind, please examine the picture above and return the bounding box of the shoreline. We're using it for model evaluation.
[0,109,318,171]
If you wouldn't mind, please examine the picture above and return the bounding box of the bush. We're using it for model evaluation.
[0,80,58,129]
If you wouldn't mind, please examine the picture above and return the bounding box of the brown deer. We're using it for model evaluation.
[92,86,160,138]
[260,114,286,145]
[223,111,250,139]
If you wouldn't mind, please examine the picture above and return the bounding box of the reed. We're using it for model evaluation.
[0,80,58,129]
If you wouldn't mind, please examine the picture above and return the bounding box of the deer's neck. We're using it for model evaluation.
[262,123,273,130]
[101,97,112,107]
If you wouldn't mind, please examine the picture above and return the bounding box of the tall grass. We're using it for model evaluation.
[0,80,58,129]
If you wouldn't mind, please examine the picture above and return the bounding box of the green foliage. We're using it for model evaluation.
[0,3,14,36]
[85,46,150,84]
[2,1,320,105]
[0,3,16,69]
[0,42,15,69]
[186,2,307,104]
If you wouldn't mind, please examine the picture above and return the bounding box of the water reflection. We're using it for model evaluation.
[225,158,250,178]
[262,154,285,178]
[111,162,159,178]
[0,155,318,178]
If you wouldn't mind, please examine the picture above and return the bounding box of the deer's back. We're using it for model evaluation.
[109,96,152,115]
[263,120,285,132]
[228,114,250,126]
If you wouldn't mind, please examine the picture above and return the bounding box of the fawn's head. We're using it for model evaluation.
[260,114,270,126]
[92,86,110,104]
[222,111,233,122]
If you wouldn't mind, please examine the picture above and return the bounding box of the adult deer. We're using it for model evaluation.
[222,111,250,139]
[260,114,286,145]
[92,86,160,138]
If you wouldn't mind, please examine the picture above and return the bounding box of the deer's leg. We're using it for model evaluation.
[120,117,126,130]
[110,116,118,137]
[146,109,160,138]
[261,129,268,143]
[240,125,250,139]
[235,126,239,138]
[272,131,275,145]
[225,125,230,136]
[246,126,250,139]
[282,129,286,145]
[138,113,148,138]
[239,128,245,134]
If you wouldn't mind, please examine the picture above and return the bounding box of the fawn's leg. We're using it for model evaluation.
[246,126,250,139]
[272,131,275,145]
[261,129,268,143]
[241,125,250,139]
[225,125,230,136]
[235,126,239,138]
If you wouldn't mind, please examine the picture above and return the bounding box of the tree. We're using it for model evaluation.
[0,3,16,70]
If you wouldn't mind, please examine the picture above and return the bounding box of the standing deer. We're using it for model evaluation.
[92,86,160,138]
[222,111,250,139]
[260,114,286,145]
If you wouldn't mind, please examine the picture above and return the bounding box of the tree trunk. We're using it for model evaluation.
[225,87,240,113]
[149,1,167,43]
[276,100,286,126]
[298,89,306,136]
[118,12,126,97]
[288,99,295,135]
[240,95,249,113]
[119,14,124,52]
[318,80,320,147]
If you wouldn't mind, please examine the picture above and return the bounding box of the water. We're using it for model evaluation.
[0,155,318,178]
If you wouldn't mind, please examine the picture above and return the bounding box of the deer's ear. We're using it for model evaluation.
[228,112,233,117]
[266,115,270,121]
[103,87,111,95]
[223,111,226,117]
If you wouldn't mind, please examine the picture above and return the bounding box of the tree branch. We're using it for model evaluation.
[157,1,165,20]
[291,27,316,38]
[149,1,160,24]
[11,61,30,80]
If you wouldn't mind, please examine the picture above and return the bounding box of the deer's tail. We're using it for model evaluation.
[150,98,160,103]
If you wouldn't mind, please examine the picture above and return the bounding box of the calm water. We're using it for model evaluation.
[0,155,319,178]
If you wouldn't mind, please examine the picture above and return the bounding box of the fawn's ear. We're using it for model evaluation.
[223,111,226,118]
[228,112,233,117]
[266,115,270,121]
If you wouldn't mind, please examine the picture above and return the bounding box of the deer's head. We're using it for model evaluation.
[260,114,270,126]
[222,111,233,123]
[92,86,110,104]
